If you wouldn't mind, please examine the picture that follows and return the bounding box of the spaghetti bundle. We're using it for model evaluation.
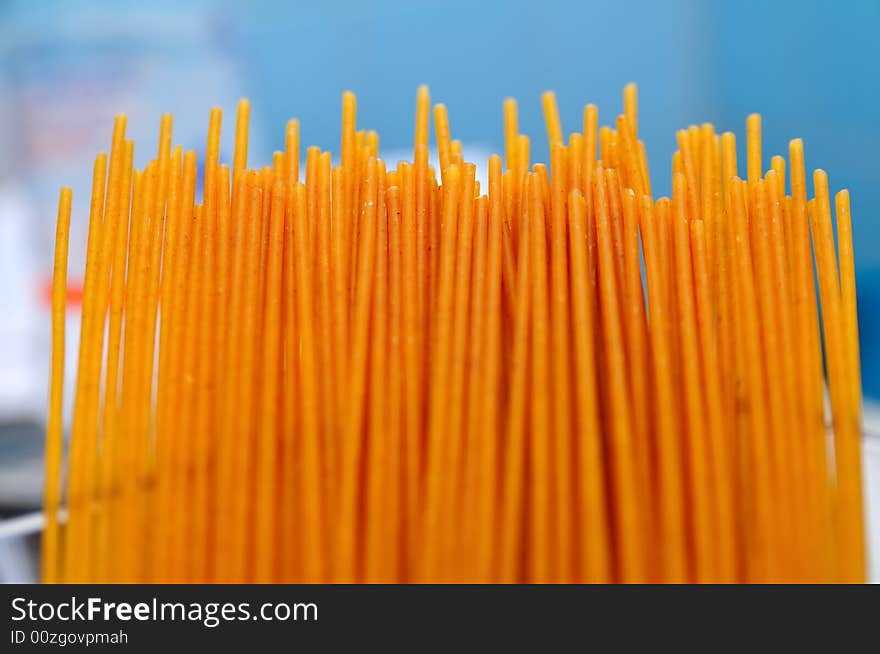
[44,84,865,583]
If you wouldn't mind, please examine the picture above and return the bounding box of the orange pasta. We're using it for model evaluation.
[541,91,563,147]
[65,151,107,583]
[47,85,866,584]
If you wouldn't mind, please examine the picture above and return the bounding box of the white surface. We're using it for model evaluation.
[864,436,879,582]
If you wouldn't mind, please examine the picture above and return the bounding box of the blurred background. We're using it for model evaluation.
[0,0,877,580]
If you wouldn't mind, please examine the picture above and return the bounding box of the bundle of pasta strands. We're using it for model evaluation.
[43,84,866,584]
